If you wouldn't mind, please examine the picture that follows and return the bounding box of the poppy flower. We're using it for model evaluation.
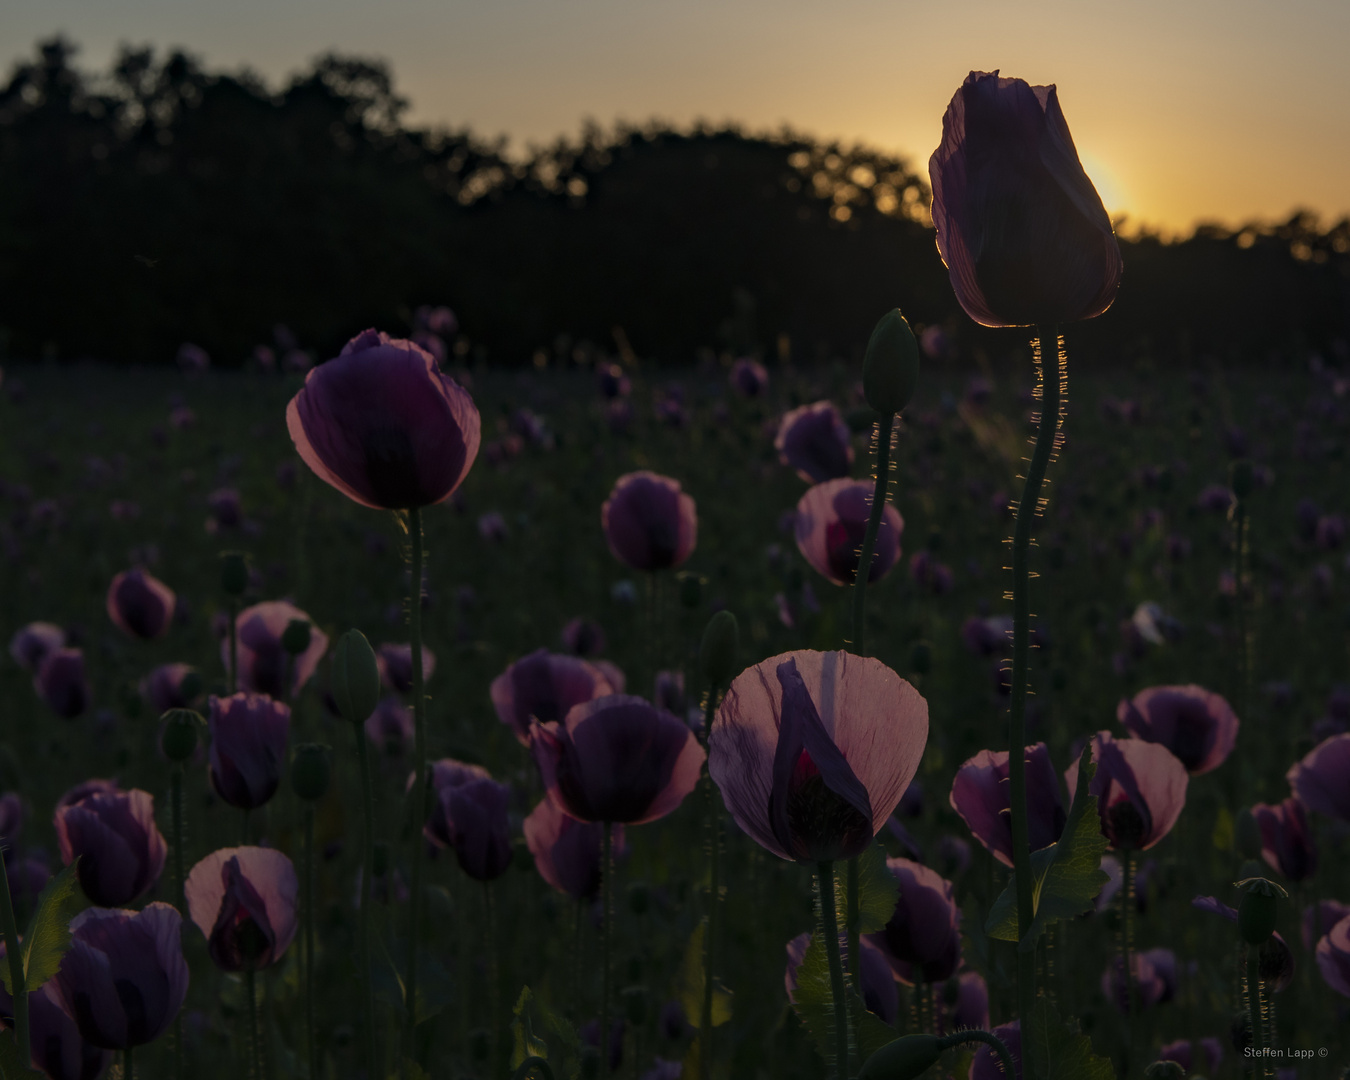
[1066,732,1187,851]
[365,697,414,757]
[949,743,1067,866]
[708,650,928,863]
[286,329,481,510]
[208,693,290,811]
[141,663,201,713]
[935,970,989,1035]
[431,772,514,882]
[491,648,624,745]
[8,621,64,671]
[785,931,897,1025]
[729,358,769,398]
[105,568,175,640]
[1191,896,1294,991]
[375,642,436,694]
[1287,733,1350,821]
[1116,685,1239,775]
[223,601,329,699]
[35,648,89,719]
[54,783,167,908]
[530,695,704,825]
[928,70,1122,327]
[775,402,854,484]
[867,857,961,985]
[0,965,111,1080]
[185,847,298,971]
[1251,797,1317,881]
[601,472,697,572]
[1304,900,1350,950]
[50,903,189,1050]
[522,797,626,901]
[1316,915,1350,997]
[794,479,904,587]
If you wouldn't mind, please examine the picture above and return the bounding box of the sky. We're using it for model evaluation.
[8,0,1350,236]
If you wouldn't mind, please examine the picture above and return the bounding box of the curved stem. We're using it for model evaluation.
[940,1029,1016,1079]
[303,805,316,1080]
[355,724,378,1080]
[0,849,30,1066]
[403,506,427,1076]
[1009,328,1062,1037]
[601,823,614,1076]
[816,861,851,1080]
[512,1058,556,1080]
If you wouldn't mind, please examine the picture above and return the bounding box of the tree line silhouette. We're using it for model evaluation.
[2,37,1347,368]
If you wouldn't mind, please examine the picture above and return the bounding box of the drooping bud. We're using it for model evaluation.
[331,629,381,724]
[1236,876,1286,946]
[281,618,313,657]
[862,309,920,416]
[699,610,740,690]
[291,743,333,801]
[859,1034,944,1079]
[219,551,248,597]
[161,708,203,763]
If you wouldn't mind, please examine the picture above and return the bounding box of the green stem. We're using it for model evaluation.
[1120,848,1136,1073]
[228,597,238,695]
[1247,945,1264,1077]
[124,1046,134,1080]
[846,857,861,987]
[816,861,851,1080]
[940,1030,1016,1079]
[700,765,722,1079]
[601,823,614,1076]
[850,412,895,659]
[485,883,501,1080]
[303,805,316,1080]
[1009,328,1062,1039]
[355,725,378,1080]
[171,765,186,1080]
[0,851,30,1066]
[403,506,427,1077]
[246,967,261,1080]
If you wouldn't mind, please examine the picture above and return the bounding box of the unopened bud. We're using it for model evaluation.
[699,610,740,690]
[291,743,332,801]
[331,629,381,724]
[281,618,312,657]
[160,708,202,763]
[219,552,248,596]
[862,309,920,416]
[859,1034,944,1080]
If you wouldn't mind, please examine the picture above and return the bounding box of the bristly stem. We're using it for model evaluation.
[1010,328,1064,1045]
[0,844,30,1066]
[485,883,501,1080]
[171,765,187,1080]
[246,967,262,1080]
[403,506,427,1077]
[355,703,379,1079]
[601,823,614,1076]
[1247,945,1265,1077]
[816,861,851,1080]
[699,684,722,1080]
[940,1030,1016,1079]
[303,804,317,1080]
[1120,848,1137,1074]
[228,597,239,695]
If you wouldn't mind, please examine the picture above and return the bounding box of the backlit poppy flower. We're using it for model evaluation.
[1287,733,1350,821]
[1117,685,1239,775]
[929,70,1122,327]
[935,970,989,1035]
[523,797,626,901]
[8,621,64,671]
[223,601,329,699]
[106,567,176,640]
[431,772,514,882]
[375,642,436,694]
[530,695,704,825]
[1251,797,1317,881]
[708,650,927,863]
[601,472,697,572]
[185,847,298,971]
[491,648,624,745]
[949,743,1066,866]
[35,648,89,719]
[54,783,166,907]
[1192,896,1294,991]
[1066,732,1187,851]
[794,479,903,587]
[867,857,961,985]
[1316,915,1350,997]
[208,693,290,811]
[286,329,481,510]
[729,358,769,398]
[0,961,111,1080]
[775,402,854,484]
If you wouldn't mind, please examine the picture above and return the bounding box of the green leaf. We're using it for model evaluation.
[1025,999,1115,1080]
[0,860,81,995]
[791,933,896,1071]
[835,842,897,936]
[0,1030,41,1080]
[985,746,1110,951]
[371,937,455,1025]
[509,987,551,1070]
[674,922,733,1030]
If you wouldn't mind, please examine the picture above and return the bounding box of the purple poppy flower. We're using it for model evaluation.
[785,931,898,1025]
[1066,732,1188,851]
[207,488,242,530]
[286,329,481,510]
[936,970,989,1035]
[1116,685,1239,776]
[961,615,1011,657]
[1317,915,1350,997]
[223,601,329,699]
[186,847,298,971]
[35,648,89,719]
[431,773,514,881]
[1191,896,1294,991]
[0,962,111,1080]
[1100,946,1177,1012]
[8,621,64,671]
[1159,1038,1223,1075]
[928,71,1121,328]
[490,648,624,745]
[54,784,166,908]
[1251,797,1317,881]
[1197,484,1236,514]
[1304,900,1350,950]
[601,472,697,572]
[50,903,189,1050]
[1288,733,1350,821]
[596,362,631,399]
[208,693,290,810]
[365,697,414,757]
[1316,514,1347,551]
[709,650,928,863]
[909,551,955,594]
[560,618,607,657]
[105,568,176,641]
[375,642,436,694]
[141,663,201,714]
[775,401,854,485]
[866,857,961,985]
[531,695,704,825]
[523,797,627,900]
[729,358,769,398]
[7,855,52,917]
[794,479,903,587]
[970,1021,1022,1080]
[950,743,1067,867]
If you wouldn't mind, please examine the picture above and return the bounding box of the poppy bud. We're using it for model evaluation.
[161,708,202,763]
[1230,459,1255,500]
[220,552,248,597]
[1234,807,1262,860]
[291,744,332,801]
[332,630,381,724]
[281,618,312,657]
[699,610,740,690]
[863,310,920,416]
[1236,877,1285,946]
[859,1034,944,1079]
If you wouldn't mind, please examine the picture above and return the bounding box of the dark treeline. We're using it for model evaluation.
[2,37,1348,368]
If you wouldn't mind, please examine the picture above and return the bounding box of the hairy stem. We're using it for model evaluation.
[601,823,614,1076]
[303,805,316,1080]
[403,506,427,1076]
[355,724,378,1079]
[817,861,851,1080]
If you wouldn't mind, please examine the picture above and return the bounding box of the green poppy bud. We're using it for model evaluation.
[331,629,380,724]
[859,1033,943,1079]
[281,618,312,657]
[291,743,332,801]
[219,551,248,597]
[699,610,740,690]
[160,708,202,763]
[863,309,920,416]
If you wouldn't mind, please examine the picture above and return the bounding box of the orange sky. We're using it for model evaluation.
[10,0,1350,235]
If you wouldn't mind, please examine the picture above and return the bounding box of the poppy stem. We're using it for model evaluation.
[700,755,722,1078]
[246,967,262,1080]
[403,505,427,1077]
[355,715,379,1080]
[485,882,501,1080]
[1009,328,1063,1042]
[940,1029,1016,1078]
[124,1046,133,1080]
[228,597,238,695]
[1120,848,1136,1072]
[850,412,895,660]
[816,860,851,1080]
[1247,945,1264,1076]
[171,763,186,1080]
[303,803,317,1080]
[601,822,614,1076]
[0,850,30,1065]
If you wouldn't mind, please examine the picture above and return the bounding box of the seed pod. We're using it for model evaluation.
[859,1034,944,1079]
[331,629,381,724]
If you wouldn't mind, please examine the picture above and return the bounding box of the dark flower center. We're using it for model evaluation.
[785,751,872,861]
[1106,798,1148,850]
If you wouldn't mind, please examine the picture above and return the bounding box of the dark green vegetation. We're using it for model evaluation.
[0,346,1347,1076]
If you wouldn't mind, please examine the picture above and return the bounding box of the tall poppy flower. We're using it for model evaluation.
[929,70,1123,327]
[223,601,328,699]
[0,964,111,1080]
[34,648,89,719]
[775,402,854,484]
[867,857,962,985]
[1116,684,1239,775]
[8,621,65,672]
[1066,732,1187,851]
[208,693,290,811]
[601,472,697,572]
[491,648,624,745]
[185,847,298,971]
[429,771,514,882]
[105,568,176,641]
[794,479,903,587]
[286,329,480,511]
[1287,733,1350,821]
[949,743,1066,866]
[54,783,167,907]
[1251,797,1317,881]
[522,797,626,901]
[708,650,928,863]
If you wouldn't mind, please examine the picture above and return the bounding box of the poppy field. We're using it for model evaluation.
[1,72,1349,1080]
